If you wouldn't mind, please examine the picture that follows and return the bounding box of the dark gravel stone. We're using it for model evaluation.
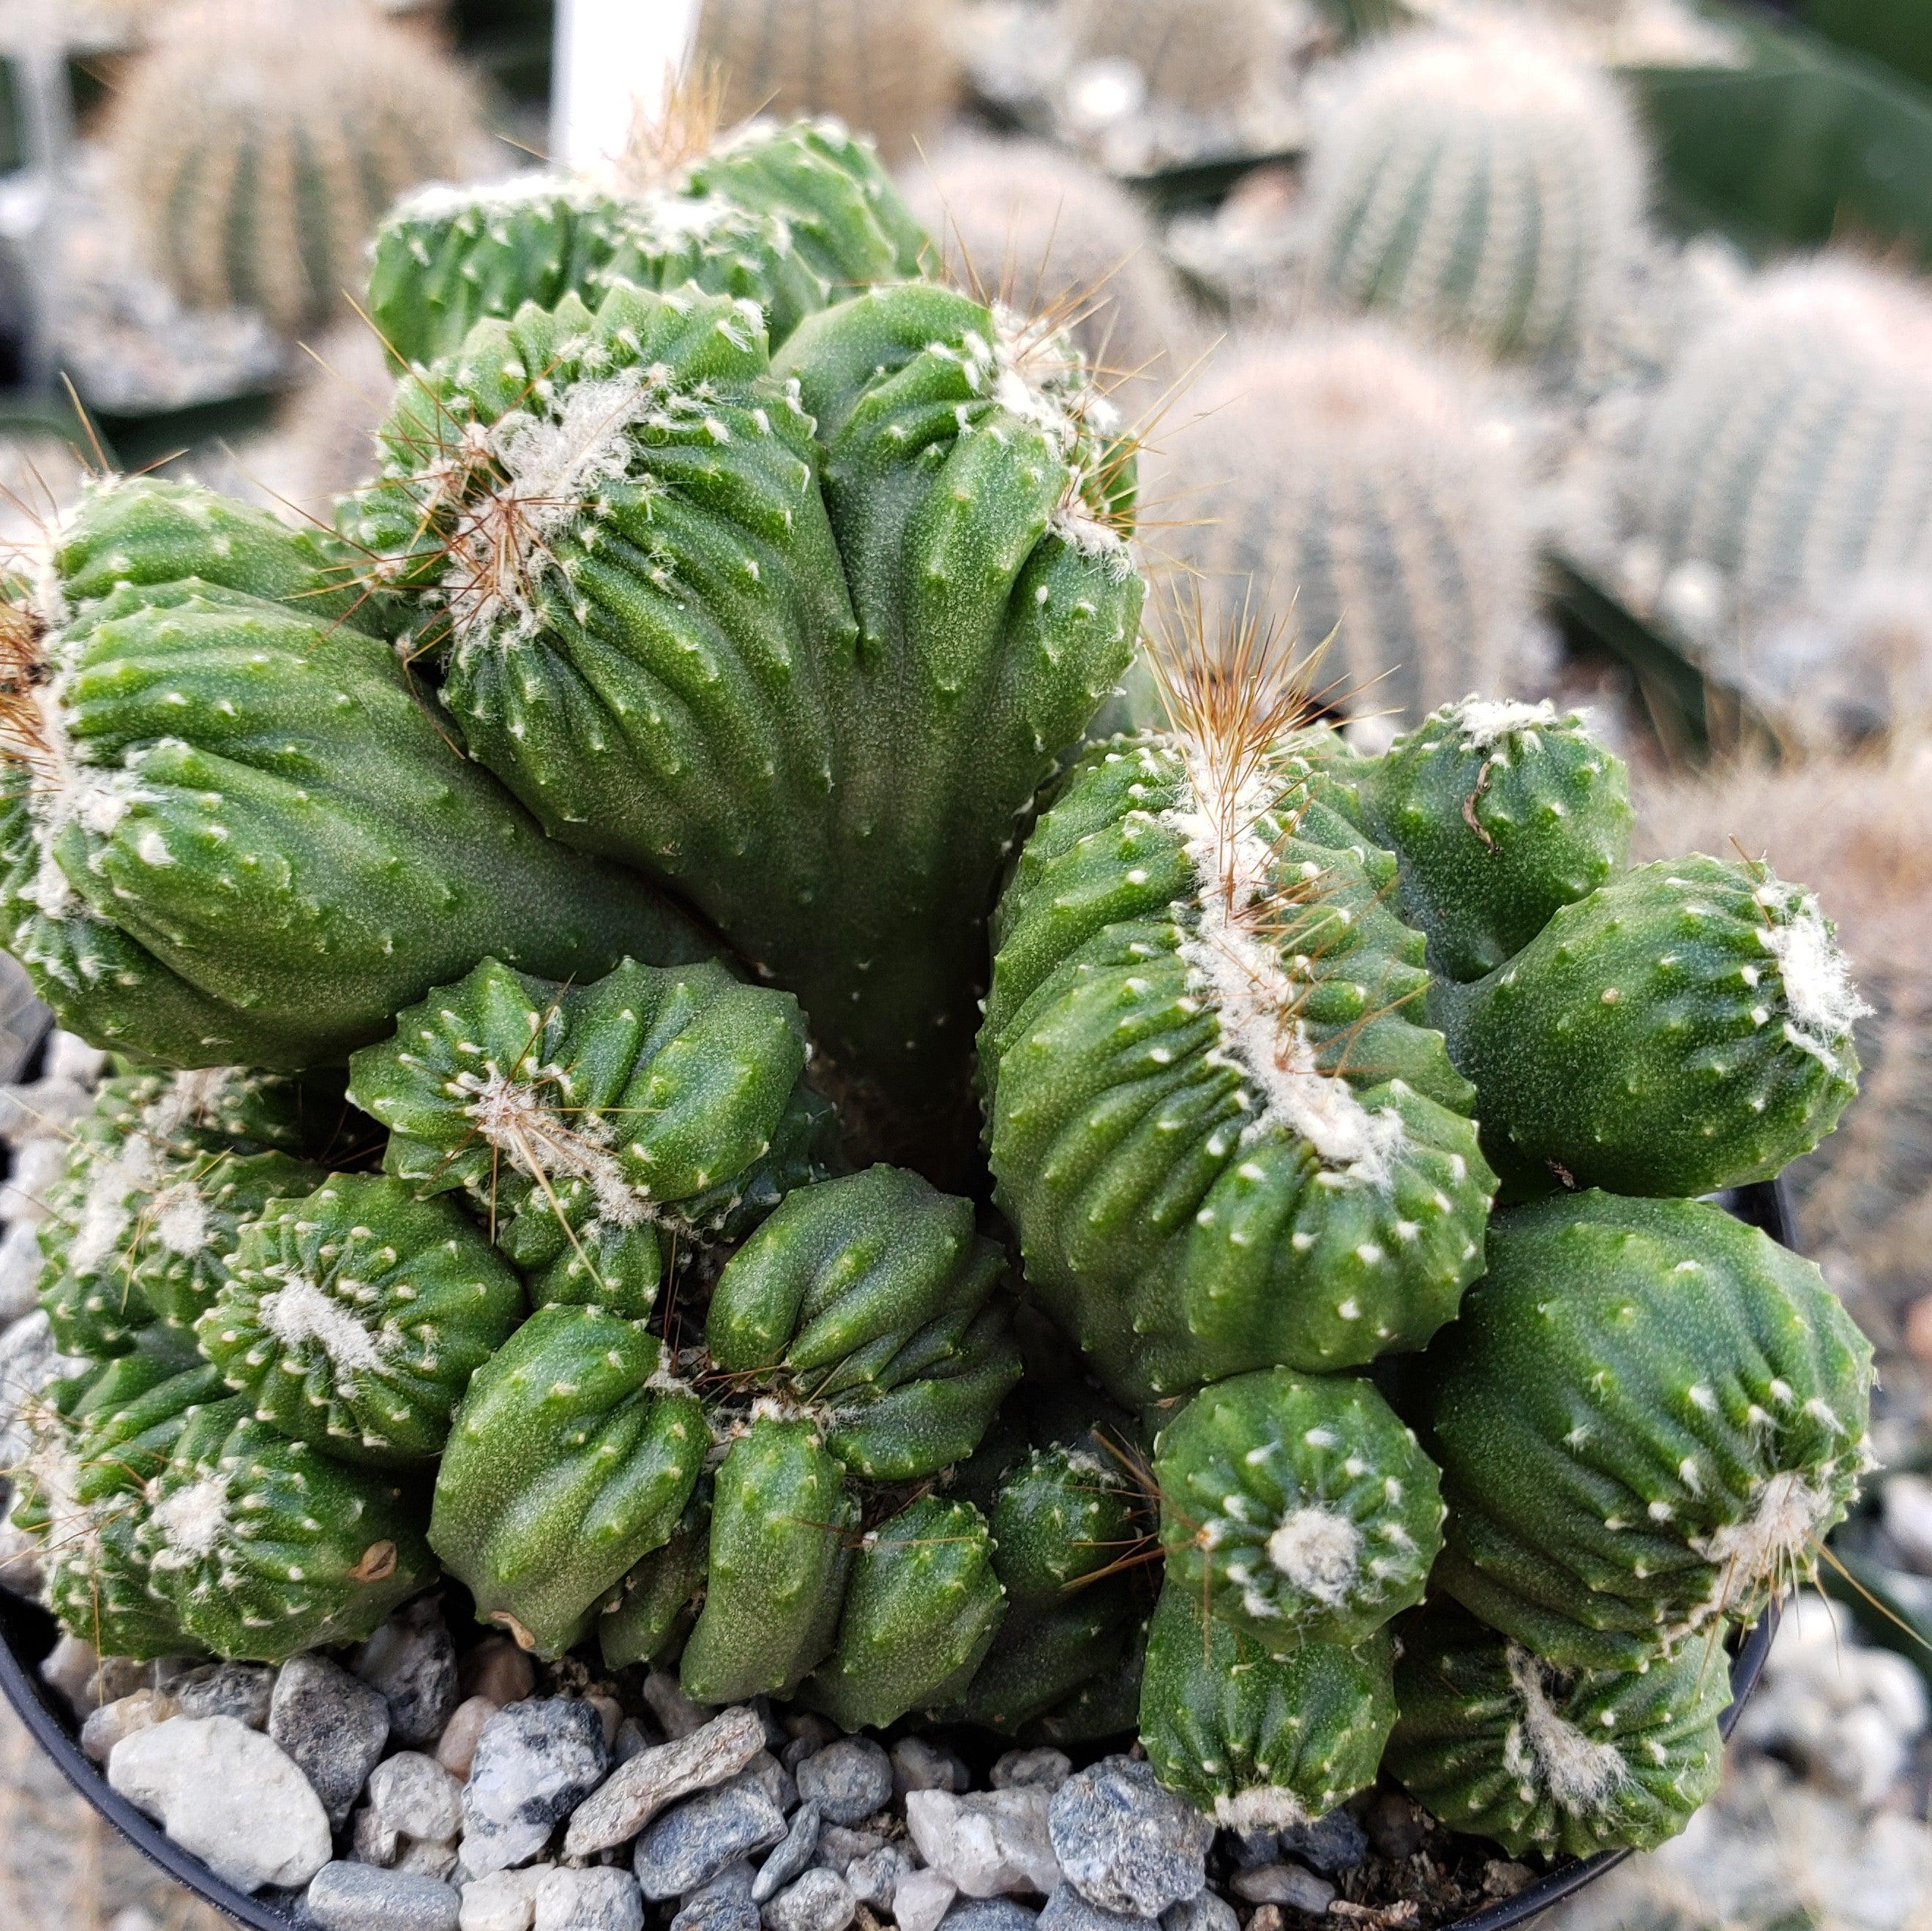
[634,1774,788,1899]
[173,1661,276,1728]
[1048,1760,1212,1919]
[672,1860,760,1931]
[794,1739,891,1826]
[753,1802,823,1902]
[762,1868,856,1931]
[1277,1810,1369,1878]
[304,1860,460,1931]
[269,1655,391,1830]
[943,1901,1042,1931]
[1037,1886,1156,1931]
[356,1597,459,1748]
[1158,1894,1238,1931]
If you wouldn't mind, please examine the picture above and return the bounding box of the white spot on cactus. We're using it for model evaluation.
[1502,1644,1628,1812]
[149,1180,211,1256]
[148,1473,233,1564]
[1451,698,1557,753]
[1213,1785,1314,1832]
[258,1277,386,1374]
[1265,1504,1361,1606]
[1753,878,1870,1065]
[456,1068,646,1230]
[1679,1468,1842,1635]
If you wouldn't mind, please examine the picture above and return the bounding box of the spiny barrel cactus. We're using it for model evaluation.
[1303,28,1646,359]
[102,0,489,333]
[2,478,708,1069]
[1434,855,1865,1197]
[1153,1367,1442,1653]
[705,1166,1021,1480]
[1139,1583,1396,1831]
[1387,1605,1731,1859]
[1065,0,1272,116]
[1160,328,1534,730]
[196,1174,526,1467]
[429,1304,707,1657]
[1425,1191,1874,1671]
[981,653,1496,1406]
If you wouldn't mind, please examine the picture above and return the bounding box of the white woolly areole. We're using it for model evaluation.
[1265,1504,1363,1606]
[1451,697,1557,753]
[1213,1786,1315,1832]
[258,1277,385,1375]
[69,1132,169,1277]
[455,1068,645,1229]
[1753,880,1871,1065]
[1502,1644,1627,1811]
[395,169,603,223]
[148,1473,231,1564]
[1682,1469,1841,1629]
[148,1180,211,1257]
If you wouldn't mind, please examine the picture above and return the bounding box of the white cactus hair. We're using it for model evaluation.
[1303,20,1649,358]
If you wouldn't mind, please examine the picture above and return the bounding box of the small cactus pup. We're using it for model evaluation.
[1303,27,1647,359]
[1154,1366,1443,1653]
[1158,328,1535,731]
[1139,1583,1396,1831]
[1,476,710,1069]
[102,0,490,334]
[1426,1191,1874,1671]
[981,626,1496,1406]
[704,1166,1022,1480]
[196,1174,526,1468]
[138,1401,435,1662]
[1387,1605,1731,1859]
[430,1304,708,1656]
[1434,855,1865,1197]
[599,1485,710,1672]
[349,956,834,1321]
[802,1493,1008,1730]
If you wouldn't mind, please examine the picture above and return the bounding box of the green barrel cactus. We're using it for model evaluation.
[351,957,833,1320]
[1426,1191,1874,1671]
[1,478,708,1069]
[705,1166,1021,1479]
[679,1411,857,1703]
[196,1174,526,1467]
[981,707,1496,1404]
[1139,1583,1396,1830]
[138,1402,435,1661]
[1153,1366,1442,1652]
[1387,1605,1731,1859]
[1434,856,1865,1197]
[803,1493,1007,1730]
[430,1305,707,1656]
[599,1485,711,1671]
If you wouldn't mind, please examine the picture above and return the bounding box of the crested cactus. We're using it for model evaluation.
[350,956,834,1320]
[196,1174,526,1467]
[1425,1191,1874,1671]
[102,0,489,334]
[1160,328,1535,729]
[1065,0,1273,116]
[1387,1605,1731,1859]
[1153,1366,1443,1653]
[1303,28,1647,359]
[2,478,709,1069]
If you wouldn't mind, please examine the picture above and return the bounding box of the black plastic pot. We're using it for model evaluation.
[0,1008,1789,1931]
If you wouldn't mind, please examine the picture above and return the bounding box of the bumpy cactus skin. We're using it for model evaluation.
[198,1175,525,1468]
[705,1167,1020,1480]
[430,1305,707,1657]
[1426,1191,1873,1671]
[2,479,708,1069]
[1154,1367,1442,1652]
[1437,856,1864,1196]
[1388,1606,1730,1858]
[982,730,1495,1405]
[351,958,831,1320]
[139,1403,434,1662]
[1139,1584,1396,1830]
[599,1488,711,1671]
[804,1494,1007,1730]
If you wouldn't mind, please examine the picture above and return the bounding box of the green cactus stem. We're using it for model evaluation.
[1426,1191,1874,1671]
[429,1304,708,1657]
[197,1174,526,1468]
[599,1485,711,1672]
[1387,1605,1731,1859]
[350,956,833,1321]
[1434,855,1865,1197]
[1139,1583,1396,1830]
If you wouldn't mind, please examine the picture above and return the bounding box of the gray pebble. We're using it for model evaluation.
[640,1669,714,1741]
[396,1839,460,1881]
[989,1752,1070,1795]
[463,1700,610,1877]
[564,1707,768,1859]
[533,1865,645,1931]
[1229,1866,1334,1913]
[1276,1811,1368,1878]
[613,1720,653,1766]
[304,1860,460,1931]
[1037,1886,1153,1931]
[80,1690,174,1763]
[780,1728,834,1774]
[892,1738,967,1799]
[269,1655,392,1830]
[762,1867,855,1931]
[671,1862,759,1931]
[1363,1791,1427,1861]
[369,1751,465,1845]
[1158,1894,1236,1931]
[845,1848,909,1911]
[356,1597,459,1748]
[753,1802,823,1902]
[815,1827,886,1875]
[0,1218,45,1320]
[1048,1761,1210,1918]
[794,1738,891,1826]
[352,1803,401,1869]
[634,1774,787,1899]
[173,1661,276,1729]
[742,1750,798,1816]
[943,1902,1041,1931]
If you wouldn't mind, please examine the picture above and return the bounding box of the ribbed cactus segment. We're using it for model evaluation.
[705,1167,1020,1480]
[679,1411,857,1703]
[138,1403,434,1662]
[2,484,708,1070]
[1437,856,1864,1197]
[1337,699,1635,982]
[1387,1605,1730,1859]
[351,957,830,1320]
[197,1175,526,1468]
[990,1440,1142,1610]
[1066,0,1270,113]
[1139,1584,1396,1830]
[1303,29,1645,358]
[1426,1191,1873,1671]
[1153,1367,1442,1653]
[429,1305,705,1657]
[1162,329,1533,730]
[982,725,1495,1405]
[102,0,487,333]
[804,1494,1007,1731]
[599,1488,710,1671]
